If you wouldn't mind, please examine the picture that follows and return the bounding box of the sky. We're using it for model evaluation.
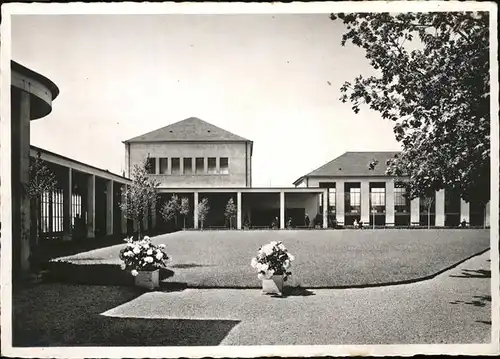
[11,13,401,187]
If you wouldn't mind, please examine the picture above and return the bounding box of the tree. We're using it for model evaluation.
[196,197,210,230]
[420,195,435,229]
[180,197,190,229]
[331,12,490,206]
[161,194,180,230]
[120,156,160,240]
[25,151,57,248]
[224,197,237,229]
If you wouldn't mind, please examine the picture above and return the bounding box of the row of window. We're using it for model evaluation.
[146,157,229,175]
[40,189,83,234]
[319,187,409,214]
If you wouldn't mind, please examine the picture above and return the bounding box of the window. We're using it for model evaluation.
[328,188,336,213]
[394,187,409,213]
[208,157,217,174]
[370,187,385,213]
[171,158,180,174]
[159,158,168,174]
[183,158,193,174]
[71,193,83,226]
[52,188,64,232]
[220,157,229,174]
[195,158,204,174]
[41,190,51,233]
[349,188,361,213]
[146,157,156,174]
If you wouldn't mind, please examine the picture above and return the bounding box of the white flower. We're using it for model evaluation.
[250,257,258,268]
[159,244,166,249]
[147,249,153,255]
[144,236,150,240]
[277,243,286,251]
[120,263,126,270]
[288,253,295,261]
[257,263,269,272]
[133,247,140,254]
[270,241,278,246]
[145,256,153,263]
[261,244,274,256]
[257,273,266,280]
[156,252,163,260]
[267,269,275,277]
[131,269,138,276]
[283,259,290,269]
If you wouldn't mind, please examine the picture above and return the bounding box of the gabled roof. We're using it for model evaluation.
[294,151,401,185]
[124,117,251,143]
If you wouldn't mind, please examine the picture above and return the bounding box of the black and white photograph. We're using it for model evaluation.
[1,1,498,357]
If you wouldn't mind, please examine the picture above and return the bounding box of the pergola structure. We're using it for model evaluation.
[157,187,329,230]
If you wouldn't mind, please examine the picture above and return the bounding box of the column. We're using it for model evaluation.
[460,198,470,225]
[63,168,73,241]
[121,185,127,235]
[336,181,345,225]
[216,157,220,173]
[435,189,445,227]
[410,197,420,226]
[106,180,113,236]
[237,192,242,229]
[280,191,285,229]
[87,174,95,238]
[485,202,490,228]
[323,189,328,229]
[385,179,395,227]
[194,191,199,229]
[204,157,208,173]
[12,91,31,272]
[361,180,370,226]
[167,157,172,175]
[155,157,160,174]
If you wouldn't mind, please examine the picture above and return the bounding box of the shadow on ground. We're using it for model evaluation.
[450,269,491,278]
[266,287,316,299]
[449,295,491,308]
[13,283,238,346]
[43,262,177,287]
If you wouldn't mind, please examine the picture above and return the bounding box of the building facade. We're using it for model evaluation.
[294,152,490,228]
[124,117,253,188]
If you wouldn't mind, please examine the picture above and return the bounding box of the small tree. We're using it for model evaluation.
[180,197,190,229]
[161,194,180,230]
[120,156,160,240]
[224,197,237,229]
[197,197,210,230]
[26,151,57,247]
[421,195,434,229]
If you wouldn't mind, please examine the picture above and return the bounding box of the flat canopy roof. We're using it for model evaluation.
[157,187,326,193]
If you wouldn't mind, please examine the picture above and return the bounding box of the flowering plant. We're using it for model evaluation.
[251,241,295,281]
[119,236,170,276]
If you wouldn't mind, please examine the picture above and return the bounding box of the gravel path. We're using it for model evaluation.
[102,251,493,345]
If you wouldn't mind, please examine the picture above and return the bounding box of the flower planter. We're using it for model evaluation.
[262,275,284,295]
[134,269,160,290]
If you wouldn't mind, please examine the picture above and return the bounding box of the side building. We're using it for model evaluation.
[294,152,490,228]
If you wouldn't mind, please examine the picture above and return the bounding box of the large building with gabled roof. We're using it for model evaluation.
[123,117,253,188]
[293,151,489,228]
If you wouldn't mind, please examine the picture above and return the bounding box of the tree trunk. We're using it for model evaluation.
[138,219,143,240]
[229,217,232,229]
[484,205,486,229]
[427,205,431,229]
[183,216,186,229]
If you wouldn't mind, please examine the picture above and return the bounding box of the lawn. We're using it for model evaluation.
[52,229,490,288]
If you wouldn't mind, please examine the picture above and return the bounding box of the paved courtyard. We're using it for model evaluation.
[12,251,492,346]
[52,229,490,287]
